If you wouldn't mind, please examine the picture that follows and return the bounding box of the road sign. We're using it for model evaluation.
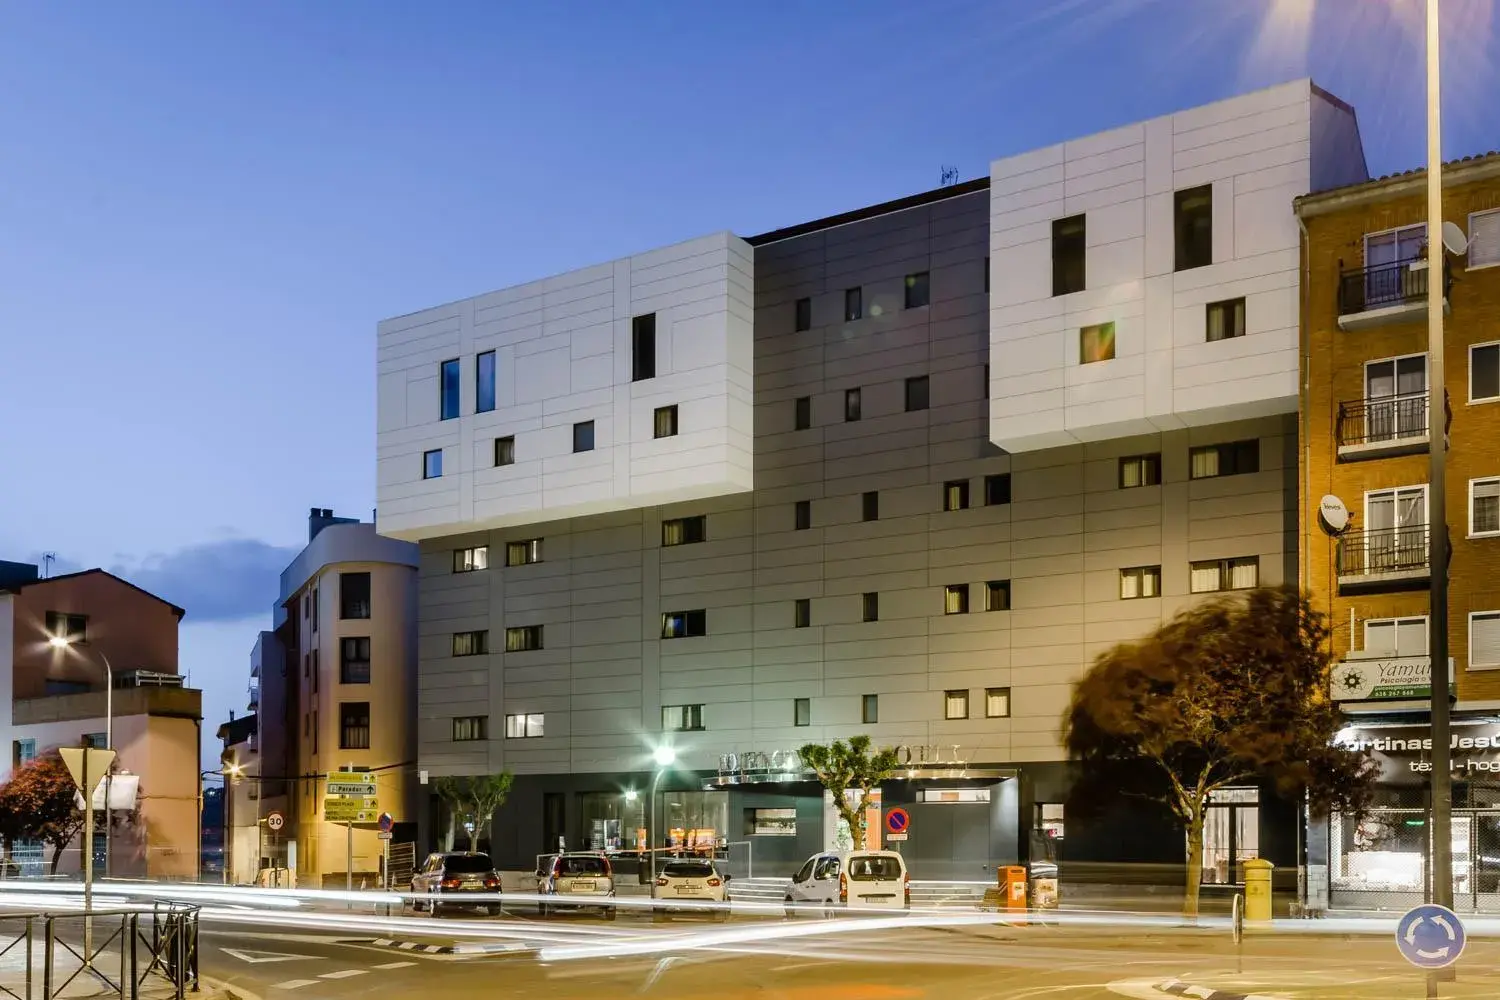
[377,812,394,833]
[266,810,286,832]
[378,831,392,841]
[59,747,116,796]
[885,807,910,835]
[1396,904,1466,969]
[886,833,908,842]
[327,771,377,797]
[323,798,379,823]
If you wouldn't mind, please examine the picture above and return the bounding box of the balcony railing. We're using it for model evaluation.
[1336,393,1429,449]
[1336,525,1430,580]
[1337,259,1450,327]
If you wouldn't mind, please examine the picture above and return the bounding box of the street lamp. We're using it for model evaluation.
[649,746,676,882]
[48,635,114,878]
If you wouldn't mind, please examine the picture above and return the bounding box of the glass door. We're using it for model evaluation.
[1365,356,1427,441]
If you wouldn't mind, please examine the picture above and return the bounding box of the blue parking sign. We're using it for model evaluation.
[1395,904,1465,969]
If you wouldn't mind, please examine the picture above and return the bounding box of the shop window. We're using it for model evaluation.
[581,790,645,852]
[659,790,729,854]
[744,808,797,837]
[1200,786,1258,885]
[917,788,991,804]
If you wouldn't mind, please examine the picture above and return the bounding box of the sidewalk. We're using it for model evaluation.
[0,930,233,1000]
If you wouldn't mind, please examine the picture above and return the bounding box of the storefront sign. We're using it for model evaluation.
[1330,656,1455,702]
[1336,722,1500,779]
[714,743,975,784]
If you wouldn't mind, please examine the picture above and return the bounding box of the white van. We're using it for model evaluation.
[784,850,909,916]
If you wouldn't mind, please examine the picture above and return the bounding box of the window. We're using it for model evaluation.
[943,480,970,511]
[862,491,879,522]
[453,546,488,572]
[1472,612,1500,669]
[1120,565,1161,599]
[905,375,929,412]
[1473,343,1500,403]
[794,500,811,531]
[845,387,862,422]
[844,287,862,322]
[1206,298,1245,341]
[862,592,879,622]
[1190,557,1260,593]
[794,395,812,430]
[504,625,543,652]
[662,515,707,546]
[1472,477,1500,536]
[904,271,930,309]
[944,584,969,615]
[452,630,490,656]
[505,713,544,738]
[312,648,319,691]
[1365,616,1427,657]
[862,694,879,724]
[1365,485,1428,545]
[495,435,516,466]
[794,598,811,628]
[440,358,460,420]
[1052,215,1086,296]
[984,257,989,293]
[311,585,319,633]
[452,716,488,741]
[945,690,969,720]
[1190,440,1259,479]
[985,580,1011,612]
[45,611,87,643]
[506,539,542,566]
[339,703,370,750]
[1119,454,1161,488]
[476,350,496,413]
[1080,322,1115,364]
[632,313,656,381]
[661,609,707,639]
[985,473,1012,506]
[663,704,705,732]
[654,405,679,439]
[1470,209,1500,267]
[423,449,443,479]
[339,637,371,684]
[573,420,595,453]
[13,739,37,768]
[795,297,812,332]
[1174,185,1213,271]
[83,732,107,749]
[338,572,370,619]
[985,687,1012,718]
[746,807,798,837]
[794,699,811,728]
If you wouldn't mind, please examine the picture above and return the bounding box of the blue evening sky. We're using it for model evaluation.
[2,0,1497,767]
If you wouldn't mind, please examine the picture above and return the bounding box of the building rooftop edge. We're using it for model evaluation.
[1296,150,1500,215]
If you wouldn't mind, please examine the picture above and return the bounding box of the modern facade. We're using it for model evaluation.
[0,561,202,878]
[1297,152,1500,911]
[378,81,1369,883]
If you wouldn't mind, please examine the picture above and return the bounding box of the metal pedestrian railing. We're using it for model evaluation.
[0,904,197,1000]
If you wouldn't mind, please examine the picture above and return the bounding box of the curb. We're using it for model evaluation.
[369,937,529,956]
[1156,977,1280,1000]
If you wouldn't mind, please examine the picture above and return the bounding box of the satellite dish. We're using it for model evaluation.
[1442,220,1469,256]
[1318,495,1350,535]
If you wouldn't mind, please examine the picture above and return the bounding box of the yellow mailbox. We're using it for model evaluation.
[1242,857,1274,923]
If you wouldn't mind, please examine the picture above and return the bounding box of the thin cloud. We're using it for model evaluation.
[111,538,296,623]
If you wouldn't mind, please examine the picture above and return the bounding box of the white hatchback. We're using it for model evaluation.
[785,850,909,916]
[652,859,731,920]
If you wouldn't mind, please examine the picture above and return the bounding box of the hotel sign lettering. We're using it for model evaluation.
[717,743,972,782]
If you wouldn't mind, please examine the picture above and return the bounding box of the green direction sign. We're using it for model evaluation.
[327,771,377,797]
[324,797,379,823]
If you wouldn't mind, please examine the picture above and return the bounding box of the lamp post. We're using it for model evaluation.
[223,761,242,885]
[48,636,113,878]
[648,747,675,883]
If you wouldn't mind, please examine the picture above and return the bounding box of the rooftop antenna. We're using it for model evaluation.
[41,553,56,578]
[939,165,960,187]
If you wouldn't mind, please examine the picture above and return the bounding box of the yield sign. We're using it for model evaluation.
[58,747,115,796]
[221,948,317,965]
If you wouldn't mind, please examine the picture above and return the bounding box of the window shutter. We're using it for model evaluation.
[1396,618,1428,657]
[1469,210,1500,268]
[1473,612,1500,668]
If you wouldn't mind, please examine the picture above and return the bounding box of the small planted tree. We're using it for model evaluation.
[433,773,514,854]
[799,735,899,849]
[1065,585,1377,918]
[0,755,85,874]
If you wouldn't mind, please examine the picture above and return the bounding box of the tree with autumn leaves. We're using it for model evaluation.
[0,754,86,874]
[1065,585,1378,918]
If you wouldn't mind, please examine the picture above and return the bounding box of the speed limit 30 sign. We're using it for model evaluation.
[265,810,285,832]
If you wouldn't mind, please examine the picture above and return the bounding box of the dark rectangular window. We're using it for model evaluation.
[794,396,812,430]
[573,420,595,453]
[794,698,811,727]
[1080,322,1115,363]
[423,449,443,479]
[985,580,1011,612]
[985,473,1011,506]
[1190,440,1260,479]
[339,703,370,750]
[340,637,371,684]
[1472,343,1500,402]
[984,256,990,293]
[440,358,460,420]
[845,387,862,422]
[944,584,969,615]
[339,572,371,619]
[1175,185,1213,271]
[862,592,879,622]
[1206,298,1246,341]
[794,598,811,628]
[506,539,542,566]
[661,609,707,639]
[943,480,970,511]
[905,375,929,412]
[904,271,930,309]
[452,630,490,656]
[1119,454,1162,489]
[494,436,515,466]
[795,500,811,531]
[632,313,656,381]
[862,694,879,724]
[794,297,812,332]
[844,287,863,322]
[1052,215,1086,296]
[476,350,496,412]
[662,704,705,732]
[862,491,879,522]
[44,612,88,643]
[654,405,679,439]
[662,515,707,546]
[504,625,544,652]
[452,716,487,742]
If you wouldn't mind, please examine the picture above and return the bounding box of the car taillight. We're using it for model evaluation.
[484,876,500,889]
[441,877,461,889]
[904,871,911,905]
[839,873,847,903]
[655,877,668,886]
[706,878,721,887]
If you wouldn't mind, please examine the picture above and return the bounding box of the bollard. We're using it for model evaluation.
[1242,858,1274,923]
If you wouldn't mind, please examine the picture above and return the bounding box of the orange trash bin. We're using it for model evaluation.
[1001,865,1028,910]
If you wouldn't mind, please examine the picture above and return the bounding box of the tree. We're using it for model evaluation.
[0,755,85,874]
[1064,585,1378,918]
[798,735,899,849]
[433,773,514,854]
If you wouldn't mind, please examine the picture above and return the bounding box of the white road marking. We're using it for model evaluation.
[319,969,369,980]
[222,948,317,964]
[373,961,417,970]
[269,979,319,990]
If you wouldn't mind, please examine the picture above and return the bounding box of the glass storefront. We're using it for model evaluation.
[578,792,645,853]
[1201,786,1259,885]
[661,790,728,853]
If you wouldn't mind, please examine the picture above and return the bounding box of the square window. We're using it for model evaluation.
[943,479,970,511]
[985,687,1011,719]
[1364,616,1428,657]
[423,449,443,479]
[905,375,930,412]
[904,271,930,309]
[794,698,811,727]
[654,404,679,439]
[944,584,969,615]
[504,625,544,652]
[1080,322,1115,364]
[795,500,811,531]
[1190,440,1259,479]
[506,539,542,566]
[661,609,707,639]
[662,515,707,546]
[339,636,371,684]
[452,630,490,656]
[495,435,516,466]
[339,703,370,750]
[1175,185,1213,271]
[440,358,460,420]
[1472,477,1500,536]
[845,387,862,422]
[632,313,657,381]
[1052,215,1086,296]
[452,716,488,742]
[944,689,969,720]
[1472,611,1500,669]
[453,546,489,573]
[985,580,1011,612]
[795,297,813,332]
[794,598,811,628]
[1470,209,1500,268]
[573,420,595,453]
[504,713,544,739]
[1206,298,1246,341]
[1120,566,1161,600]
[476,350,496,412]
[985,473,1012,506]
[862,491,879,522]
[794,395,812,430]
[845,287,863,322]
[1473,343,1500,402]
[862,694,879,725]
[663,704,705,732]
[1119,454,1161,488]
[862,592,879,622]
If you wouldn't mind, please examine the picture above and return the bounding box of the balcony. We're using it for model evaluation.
[1336,393,1429,460]
[1337,259,1448,331]
[1336,525,1430,591]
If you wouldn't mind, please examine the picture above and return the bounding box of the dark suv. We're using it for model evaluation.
[410,852,502,915]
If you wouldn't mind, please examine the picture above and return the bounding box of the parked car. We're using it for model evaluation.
[784,850,909,916]
[537,852,617,919]
[409,852,502,915]
[652,859,731,920]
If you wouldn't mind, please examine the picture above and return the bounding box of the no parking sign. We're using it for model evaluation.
[885,807,910,841]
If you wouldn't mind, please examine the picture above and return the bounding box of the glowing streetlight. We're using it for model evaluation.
[648,746,677,882]
[652,746,676,768]
[48,633,116,878]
